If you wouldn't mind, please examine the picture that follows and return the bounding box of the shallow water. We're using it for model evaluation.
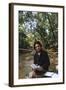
[19,51,33,79]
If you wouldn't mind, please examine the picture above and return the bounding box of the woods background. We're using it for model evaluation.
[19,11,58,78]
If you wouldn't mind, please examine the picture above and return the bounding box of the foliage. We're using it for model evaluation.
[19,27,30,49]
[19,11,58,50]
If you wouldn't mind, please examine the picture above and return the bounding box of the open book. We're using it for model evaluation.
[31,64,40,69]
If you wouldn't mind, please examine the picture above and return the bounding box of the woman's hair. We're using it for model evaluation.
[34,41,42,49]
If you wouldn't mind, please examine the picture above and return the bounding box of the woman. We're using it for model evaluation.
[29,41,50,78]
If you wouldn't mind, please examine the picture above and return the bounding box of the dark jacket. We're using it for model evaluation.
[34,50,50,72]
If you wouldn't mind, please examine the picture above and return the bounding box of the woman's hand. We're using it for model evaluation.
[36,66,43,71]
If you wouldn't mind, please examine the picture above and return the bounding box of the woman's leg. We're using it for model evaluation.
[29,70,37,78]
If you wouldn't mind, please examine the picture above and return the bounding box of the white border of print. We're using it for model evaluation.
[13,5,63,85]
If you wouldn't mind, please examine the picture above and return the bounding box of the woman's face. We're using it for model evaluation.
[35,44,41,52]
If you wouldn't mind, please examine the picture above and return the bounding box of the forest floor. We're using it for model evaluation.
[19,49,58,79]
